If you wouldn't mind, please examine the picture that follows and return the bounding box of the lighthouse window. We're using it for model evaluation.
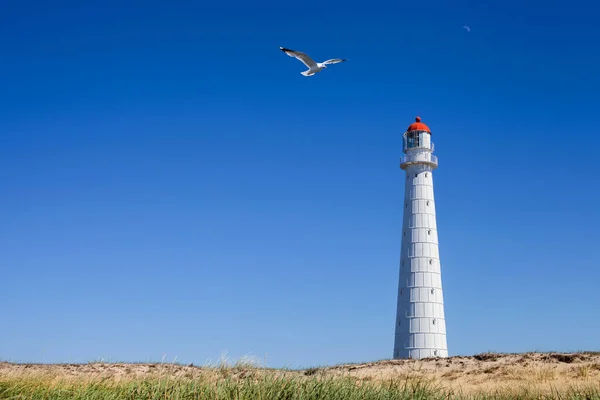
[415,174,417,177]
[432,318,436,325]
[403,232,406,236]
[429,259,433,265]
[425,173,428,177]
[426,201,430,206]
[431,289,435,294]
[434,350,438,356]
[428,229,431,235]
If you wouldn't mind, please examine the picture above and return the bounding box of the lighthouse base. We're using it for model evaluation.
[394,347,448,360]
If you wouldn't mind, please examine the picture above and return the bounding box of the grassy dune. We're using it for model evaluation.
[0,376,452,400]
[1,352,600,399]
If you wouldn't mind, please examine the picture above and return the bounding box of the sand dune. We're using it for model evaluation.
[2,352,599,396]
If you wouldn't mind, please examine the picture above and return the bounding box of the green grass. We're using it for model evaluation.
[0,376,433,400]
[1,375,599,400]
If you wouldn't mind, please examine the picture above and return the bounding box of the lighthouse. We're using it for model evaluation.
[393,116,448,360]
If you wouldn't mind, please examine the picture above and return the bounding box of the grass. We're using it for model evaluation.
[2,352,600,399]
[0,376,439,400]
[1,373,600,399]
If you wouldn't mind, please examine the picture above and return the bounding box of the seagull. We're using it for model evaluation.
[279,47,347,76]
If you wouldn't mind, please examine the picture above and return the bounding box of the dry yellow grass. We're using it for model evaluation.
[320,352,600,395]
[1,352,599,398]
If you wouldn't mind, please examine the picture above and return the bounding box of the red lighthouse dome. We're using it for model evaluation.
[407,116,431,133]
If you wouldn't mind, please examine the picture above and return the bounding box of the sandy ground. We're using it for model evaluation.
[322,352,600,395]
[2,352,600,395]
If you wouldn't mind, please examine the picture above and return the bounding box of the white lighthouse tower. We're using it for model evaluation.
[393,116,448,360]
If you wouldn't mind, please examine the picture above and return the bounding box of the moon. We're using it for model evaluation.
[463,25,471,32]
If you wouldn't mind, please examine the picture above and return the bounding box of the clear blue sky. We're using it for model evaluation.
[1,0,599,368]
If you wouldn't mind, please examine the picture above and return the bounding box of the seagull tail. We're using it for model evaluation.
[301,70,314,76]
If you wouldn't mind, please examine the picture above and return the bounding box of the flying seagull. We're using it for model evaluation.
[279,47,347,76]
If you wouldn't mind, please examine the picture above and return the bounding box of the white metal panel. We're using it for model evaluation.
[425,333,434,348]
[415,302,425,317]
[432,273,441,288]
[415,272,424,286]
[408,303,415,317]
[419,243,427,257]
[424,302,434,317]
[415,334,425,348]
[439,319,446,333]
[434,334,443,348]
[425,319,433,334]
[411,229,420,242]
[423,273,432,287]
[410,288,419,302]
[431,319,439,334]
[425,185,433,199]
[431,245,439,259]
[435,303,444,318]
[409,319,418,333]
[421,258,431,272]
[410,258,421,272]
[428,214,437,229]
[425,288,433,303]
[424,260,432,273]
[413,228,422,242]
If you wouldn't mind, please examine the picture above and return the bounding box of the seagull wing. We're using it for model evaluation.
[322,58,348,65]
[280,47,318,69]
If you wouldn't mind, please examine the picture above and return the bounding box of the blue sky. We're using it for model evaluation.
[1,0,599,368]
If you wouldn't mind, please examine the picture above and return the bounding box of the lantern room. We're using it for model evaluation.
[403,117,433,152]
